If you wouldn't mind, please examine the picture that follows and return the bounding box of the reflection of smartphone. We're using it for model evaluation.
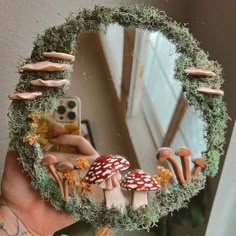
[37,96,81,153]
[53,96,81,128]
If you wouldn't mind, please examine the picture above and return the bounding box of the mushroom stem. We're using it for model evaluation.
[166,157,185,185]
[132,191,148,210]
[48,165,64,198]
[193,166,202,176]
[157,148,185,185]
[64,179,69,201]
[104,182,126,209]
[175,147,192,181]
[180,157,191,180]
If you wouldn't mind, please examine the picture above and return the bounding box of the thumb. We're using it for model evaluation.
[52,135,98,156]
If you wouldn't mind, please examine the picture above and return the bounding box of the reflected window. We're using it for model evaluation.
[98,26,207,172]
[128,30,206,164]
[142,32,182,141]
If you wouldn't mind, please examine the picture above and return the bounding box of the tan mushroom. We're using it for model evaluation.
[8,91,42,100]
[43,52,75,61]
[30,79,70,87]
[42,154,64,197]
[57,161,74,201]
[185,67,216,77]
[156,148,185,185]
[175,147,192,180]
[197,87,224,95]
[21,61,69,72]
[193,158,206,176]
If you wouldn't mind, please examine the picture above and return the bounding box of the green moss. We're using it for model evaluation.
[8,5,228,230]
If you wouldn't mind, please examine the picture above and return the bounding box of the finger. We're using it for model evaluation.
[51,135,98,156]
[45,152,97,165]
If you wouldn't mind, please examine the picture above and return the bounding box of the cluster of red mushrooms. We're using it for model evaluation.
[41,146,206,211]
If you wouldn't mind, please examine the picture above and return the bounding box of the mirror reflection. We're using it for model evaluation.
[67,25,206,176]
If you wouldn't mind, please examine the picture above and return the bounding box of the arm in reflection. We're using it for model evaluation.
[0,136,100,236]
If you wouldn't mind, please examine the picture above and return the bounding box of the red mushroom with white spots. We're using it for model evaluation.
[84,155,130,209]
[121,169,161,210]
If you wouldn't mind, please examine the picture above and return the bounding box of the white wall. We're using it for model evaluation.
[99,25,124,98]
[68,32,131,157]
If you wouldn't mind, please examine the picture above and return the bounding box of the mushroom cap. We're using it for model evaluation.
[57,161,74,173]
[193,158,206,168]
[43,52,75,61]
[21,61,69,72]
[156,147,172,161]
[84,155,130,184]
[184,67,216,77]
[121,169,160,191]
[175,147,192,156]
[42,154,57,166]
[197,87,224,95]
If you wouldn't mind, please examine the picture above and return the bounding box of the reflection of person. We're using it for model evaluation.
[0,135,99,236]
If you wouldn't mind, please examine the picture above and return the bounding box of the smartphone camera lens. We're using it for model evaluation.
[67,100,76,109]
[57,105,66,114]
[67,111,76,120]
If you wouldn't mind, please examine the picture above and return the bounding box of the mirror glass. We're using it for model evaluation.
[53,24,208,236]
[66,24,207,175]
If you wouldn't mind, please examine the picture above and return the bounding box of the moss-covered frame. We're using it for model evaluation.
[8,5,228,231]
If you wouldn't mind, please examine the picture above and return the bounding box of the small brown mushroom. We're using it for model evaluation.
[43,52,75,61]
[21,61,69,72]
[42,154,64,197]
[175,147,192,180]
[185,67,216,77]
[57,161,74,201]
[197,87,224,95]
[193,158,206,176]
[156,148,185,185]
[30,79,70,87]
[8,91,42,100]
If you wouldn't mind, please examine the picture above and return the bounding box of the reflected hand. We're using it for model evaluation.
[0,135,99,236]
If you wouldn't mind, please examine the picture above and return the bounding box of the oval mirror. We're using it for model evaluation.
[8,5,228,234]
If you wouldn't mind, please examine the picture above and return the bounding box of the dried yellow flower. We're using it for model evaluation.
[81,181,92,192]
[75,180,81,188]
[154,166,173,191]
[63,171,76,183]
[23,134,40,145]
[28,114,41,121]
[76,157,90,169]
[30,122,39,129]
